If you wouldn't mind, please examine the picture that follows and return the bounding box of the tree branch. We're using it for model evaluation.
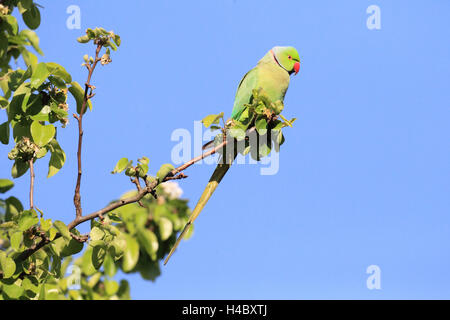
[18,136,235,261]
[28,159,35,210]
[131,177,144,207]
[73,44,102,219]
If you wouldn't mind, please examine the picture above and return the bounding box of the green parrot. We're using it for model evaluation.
[164,46,300,265]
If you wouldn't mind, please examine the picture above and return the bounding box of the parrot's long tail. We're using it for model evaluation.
[164,161,233,265]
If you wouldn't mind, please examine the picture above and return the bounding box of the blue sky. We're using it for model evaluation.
[1,0,449,299]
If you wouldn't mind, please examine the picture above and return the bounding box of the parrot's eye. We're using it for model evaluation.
[288,55,292,60]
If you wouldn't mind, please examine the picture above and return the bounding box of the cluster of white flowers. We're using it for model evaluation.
[160,181,183,200]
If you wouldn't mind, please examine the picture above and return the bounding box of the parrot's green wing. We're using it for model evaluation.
[231,67,259,120]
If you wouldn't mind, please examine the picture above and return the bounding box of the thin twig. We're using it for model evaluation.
[71,233,89,243]
[131,177,145,207]
[73,44,102,219]
[28,159,35,210]
[164,172,188,181]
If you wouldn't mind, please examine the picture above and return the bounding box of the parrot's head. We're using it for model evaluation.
[271,46,300,75]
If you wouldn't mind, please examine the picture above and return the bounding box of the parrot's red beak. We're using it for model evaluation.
[294,61,300,75]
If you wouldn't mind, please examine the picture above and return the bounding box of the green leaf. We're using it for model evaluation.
[91,241,106,269]
[138,156,149,165]
[8,69,26,92]
[68,81,92,114]
[5,196,23,221]
[228,124,246,141]
[122,235,139,272]
[276,130,284,147]
[36,146,48,159]
[50,254,62,277]
[19,29,43,55]
[137,228,158,260]
[23,92,42,115]
[20,91,31,113]
[113,34,121,46]
[270,120,284,131]
[22,276,39,295]
[0,32,7,59]
[50,236,66,256]
[39,283,60,300]
[156,163,175,181]
[0,252,16,278]
[18,210,39,231]
[107,212,122,223]
[134,209,148,228]
[137,163,148,178]
[241,107,256,126]
[104,279,119,296]
[0,121,9,145]
[158,217,173,241]
[53,220,71,241]
[0,179,14,193]
[40,218,52,231]
[138,260,160,281]
[259,143,271,158]
[18,0,33,11]
[111,236,127,260]
[47,139,66,178]
[3,15,18,35]
[46,62,72,83]
[8,35,31,46]
[86,28,95,39]
[0,96,9,109]
[106,40,117,51]
[30,62,50,89]
[11,160,29,178]
[117,280,130,299]
[30,121,55,147]
[48,227,57,240]
[10,231,23,251]
[48,76,66,89]
[60,238,84,257]
[2,283,24,298]
[20,48,38,68]
[77,35,90,43]
[111,158,129,174]
[210,125,221,132]
[201,112,224,128]
[90,226,105,241]
[81,246,97,276]
[255,117,268,135]
[103,253,116,277]
[97,27,108,35]
[87,272,101,289]
[22,4,41,30]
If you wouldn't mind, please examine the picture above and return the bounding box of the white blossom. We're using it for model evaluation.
[161,181,183,200]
